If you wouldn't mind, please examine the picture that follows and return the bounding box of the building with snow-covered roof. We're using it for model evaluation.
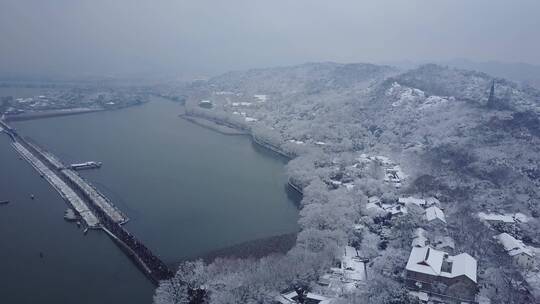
[399,197,440,215]
[198,100,213,108]
[411,228,429,248]
[400,197,426,214]
[477,212,515,224]
[382,203,408,216]
[424,197,440,207]
[368,196,381,204]
[253,94,267,102]
[495,233,536,268]
[405,247,477,300]
[399,197,425,206]
[365,202,385,216]
[478,212,530,227]
[425,206,446,224]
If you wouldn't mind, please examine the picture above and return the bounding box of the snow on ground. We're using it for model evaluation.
[524,271,540,299]
[318,246,367,295]
[245,117,258,122]
[514,212,529,223]
[419,95,450,109]
[288,139,305,145]
[386,82,451,110]
[344,182,355,190]
[386,82,426,107]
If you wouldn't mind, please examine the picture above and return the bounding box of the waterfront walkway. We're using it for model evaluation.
[2,119,172,284]
[62,169,128,224]
[11,141,100,227]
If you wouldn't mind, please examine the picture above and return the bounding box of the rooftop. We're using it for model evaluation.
[406,246,477,283]
[495,233,534,257]
[477,212,515,223]
[425,206,446,223]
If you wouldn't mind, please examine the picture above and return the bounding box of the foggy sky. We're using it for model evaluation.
[1,0,539,79]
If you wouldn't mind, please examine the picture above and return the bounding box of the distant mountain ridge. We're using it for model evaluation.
[386,58,540,89]
[208,62,399,95]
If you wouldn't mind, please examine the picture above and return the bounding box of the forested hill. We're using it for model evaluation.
[156,63,540,304]
[200,62,540,217]
[208,62,399,95]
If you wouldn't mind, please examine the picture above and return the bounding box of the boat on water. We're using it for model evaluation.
[64,209,78,222]
[70,161,102,170]
[0,200,9,205]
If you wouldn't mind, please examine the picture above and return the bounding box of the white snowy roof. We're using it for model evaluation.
[406,247,477,283]
[368,196,381,204]
[381,203,407,215]
[399,197,426,206]
[365,202,385,215]
[441,253,477,283]
[425,206,446,223]
[253,94,267,102]
[406,247,445,277]
[288,139,305,145]
[413,228,427,238]
[496,233,534,257]
[477,212,514,223]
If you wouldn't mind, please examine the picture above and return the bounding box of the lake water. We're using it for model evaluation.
[0,94,299,303]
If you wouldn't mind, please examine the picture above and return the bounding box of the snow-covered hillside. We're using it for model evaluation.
[156,63,540,304]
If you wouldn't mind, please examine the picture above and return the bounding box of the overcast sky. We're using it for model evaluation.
[1,0,539,79]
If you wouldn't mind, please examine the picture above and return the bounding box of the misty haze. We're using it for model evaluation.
[1,1,539,304]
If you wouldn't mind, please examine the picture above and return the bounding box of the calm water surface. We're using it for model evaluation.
[1,94,299,303]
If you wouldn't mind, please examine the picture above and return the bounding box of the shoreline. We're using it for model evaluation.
[180,111,304,195]
[4,108,104,122]
[179,114,248,136]
[181,110,296,159]
[173,110,307,267]
[170,232,297,269]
